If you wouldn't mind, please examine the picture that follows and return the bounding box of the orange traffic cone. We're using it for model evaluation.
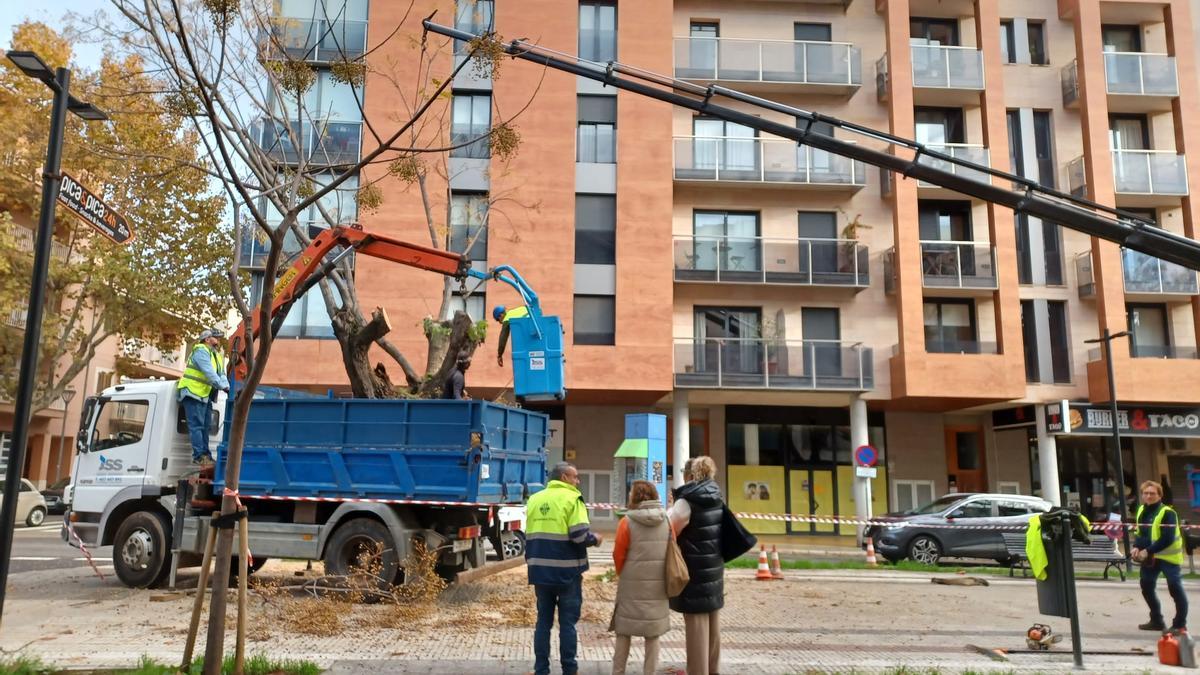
[755,545,773,581]
[865,537,879,568]
[770,545,784,580]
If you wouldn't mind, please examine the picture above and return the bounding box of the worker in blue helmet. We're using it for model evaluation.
[493,304,529,367]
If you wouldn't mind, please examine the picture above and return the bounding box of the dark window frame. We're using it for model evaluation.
[574,294,616,346]
[923,297,979,354]
[1000,20,1016,64]
[579,1,617,62]
[1027,20,1047,65]
[1047,300,1071,383]
[449,92,492,159]
[575,194,616,264]
[910,17,960,45]
[1020,300,1039,382]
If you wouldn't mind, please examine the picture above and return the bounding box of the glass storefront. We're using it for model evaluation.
[725,406,887,536]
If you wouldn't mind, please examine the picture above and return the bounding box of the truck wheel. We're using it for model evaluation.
[113,511,172,588]
[501,531,525,560]
[322,519,399,591]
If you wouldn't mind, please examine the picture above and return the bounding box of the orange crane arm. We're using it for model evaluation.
[229,225,469,379]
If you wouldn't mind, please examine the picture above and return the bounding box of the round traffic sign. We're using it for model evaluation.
[854,445,878,467]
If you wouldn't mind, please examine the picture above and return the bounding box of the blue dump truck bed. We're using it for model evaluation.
[215,396,547,503]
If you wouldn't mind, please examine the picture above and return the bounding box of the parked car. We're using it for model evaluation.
[40,477,69,515]
[868,493,1053,565]
[0,479,48,527]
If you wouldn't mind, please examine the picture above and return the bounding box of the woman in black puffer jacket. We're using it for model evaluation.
[668,456,724,675]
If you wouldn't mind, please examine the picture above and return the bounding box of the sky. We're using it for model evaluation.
[0,0,112,69]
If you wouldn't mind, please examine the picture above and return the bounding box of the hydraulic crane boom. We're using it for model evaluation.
[424,21,1200,272]
[229,224,542,380]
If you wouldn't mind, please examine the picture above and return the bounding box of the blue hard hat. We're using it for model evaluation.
[492,305,506,321]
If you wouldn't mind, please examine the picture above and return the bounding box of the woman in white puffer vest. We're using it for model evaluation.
[610,480,672,675]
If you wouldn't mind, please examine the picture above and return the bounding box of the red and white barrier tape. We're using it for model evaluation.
[223,488,253,569]
[64,519,105,581]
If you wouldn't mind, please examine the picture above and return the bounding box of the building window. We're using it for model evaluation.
[688,22,718,74]
[1000,20,1015,64]
[449,193,488,261]
[574,295,615,345]
[1047,301,1071,383]
[1127,303,1171,358]
[454,0,494,54]
[575,194,616,264]
[910,17,959,45]
[914,107,965,145]
[577,95,616,163]
[693,211,761,273]
[923,299,977,353]
[1027,21,1047,65]
[1020,300,1039,382]
[1032,110,1055,188]
[450,93,492,159]
[579,1,617,62]
[894,479,936,513]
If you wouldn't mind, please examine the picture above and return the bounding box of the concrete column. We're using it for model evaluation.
[672,390,690,487]
[850,395,870,542]
[743,424,760,466]
[1035,405,1062,507]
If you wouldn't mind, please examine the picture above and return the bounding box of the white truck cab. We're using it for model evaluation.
[65,379,223,559]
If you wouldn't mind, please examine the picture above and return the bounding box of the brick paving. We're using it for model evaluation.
[0,561,1191,673]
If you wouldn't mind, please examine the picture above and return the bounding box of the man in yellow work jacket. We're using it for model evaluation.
[524,462,603,675]
[492,304,529,367]
[1132,480,1188,633]
[177,328,229,465]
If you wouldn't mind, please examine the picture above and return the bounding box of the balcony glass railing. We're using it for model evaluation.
[1061,60,1080,107]
[910,44,984,90]
[1066,156,1087,198]
[256,119,363,166]
[1121,248,1199,295]
[673,37,862,87]
[1129,344,1199,359]
[264,18,368,62]
[672,235,868,286]
[917,144,991,186]
[673,136,865,186]
[1111,149,1188,196]
[919,241,997,289]
[674,338,873,391]
[1104,52,1178,97]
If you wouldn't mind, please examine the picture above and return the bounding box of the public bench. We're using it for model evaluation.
[1000,532,1126,582]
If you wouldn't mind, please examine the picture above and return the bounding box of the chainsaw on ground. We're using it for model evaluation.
[1026,623,1064,650]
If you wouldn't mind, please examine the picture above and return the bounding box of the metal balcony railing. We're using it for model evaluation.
[673,338,873,391]
[262,18,368,63]
[672,136,865,186]
[909,44,985,90]
[1111,149,1188,196]
[256,119,363,166]
[1061,60,1080,107]
[1066,156,1087,198]
[672,235,868,287]
[1104,52,1179,97]
[1122,248,1199,295]
[1075,252,1096,298]
[919,241,997,289]
[4,309,26,330]
[917,144,991,186]
[120,338,183,370]
[10,227,72,260]
[673,37,862,87]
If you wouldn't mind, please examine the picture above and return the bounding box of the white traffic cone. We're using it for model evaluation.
[755,545,773,581]
[865,537,878,567]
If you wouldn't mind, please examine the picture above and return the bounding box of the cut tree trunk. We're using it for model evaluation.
[334,307,395,399]
[416,311,482,399]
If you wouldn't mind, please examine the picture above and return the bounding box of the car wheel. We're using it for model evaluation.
[501,531,525,560]
[908,535,942,565]
[25,506,46,527]
[113,511,172,588]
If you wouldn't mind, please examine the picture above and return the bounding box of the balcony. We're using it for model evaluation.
[1065,152,1188,206]
[260,18,368,63]
[10,227,72,260]
[672,136,865,189]
[673,37,862,94]
[1064,54,1179,113]
[120,338,183,372]
[672,235,868,288]
[256,119,363,166]
[917,144,991,196]
[1077,249,1199,301]
[924,338,998,355]
[674,338,873,391]
[883,242,998,295]
[878,45,984,105]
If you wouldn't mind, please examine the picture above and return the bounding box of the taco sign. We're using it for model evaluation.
[1045,400,1200,438]
[57,172,134,245]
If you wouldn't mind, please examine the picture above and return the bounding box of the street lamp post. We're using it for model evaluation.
[54,388,77,482]
[0,50,107,623]
[1085,328,1132,573]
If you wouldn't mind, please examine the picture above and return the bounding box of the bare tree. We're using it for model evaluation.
[92,0,535,669]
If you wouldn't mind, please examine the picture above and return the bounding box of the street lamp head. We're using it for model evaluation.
[4,50,54,83]
[60,389,76,404]
[68,98,108,121]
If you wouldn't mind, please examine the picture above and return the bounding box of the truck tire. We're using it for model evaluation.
[113,510,172,588]
[500,531,525,560]
[322,519,400,590]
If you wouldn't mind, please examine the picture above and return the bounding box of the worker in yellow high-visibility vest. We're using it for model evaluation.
[1132,480,1188,633]
[492,304,529,367]
[177,328,229,465]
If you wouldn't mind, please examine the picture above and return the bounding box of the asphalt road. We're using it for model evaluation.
[8,516,113,574]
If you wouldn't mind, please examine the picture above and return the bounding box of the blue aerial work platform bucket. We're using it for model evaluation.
[508,307,566,401]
